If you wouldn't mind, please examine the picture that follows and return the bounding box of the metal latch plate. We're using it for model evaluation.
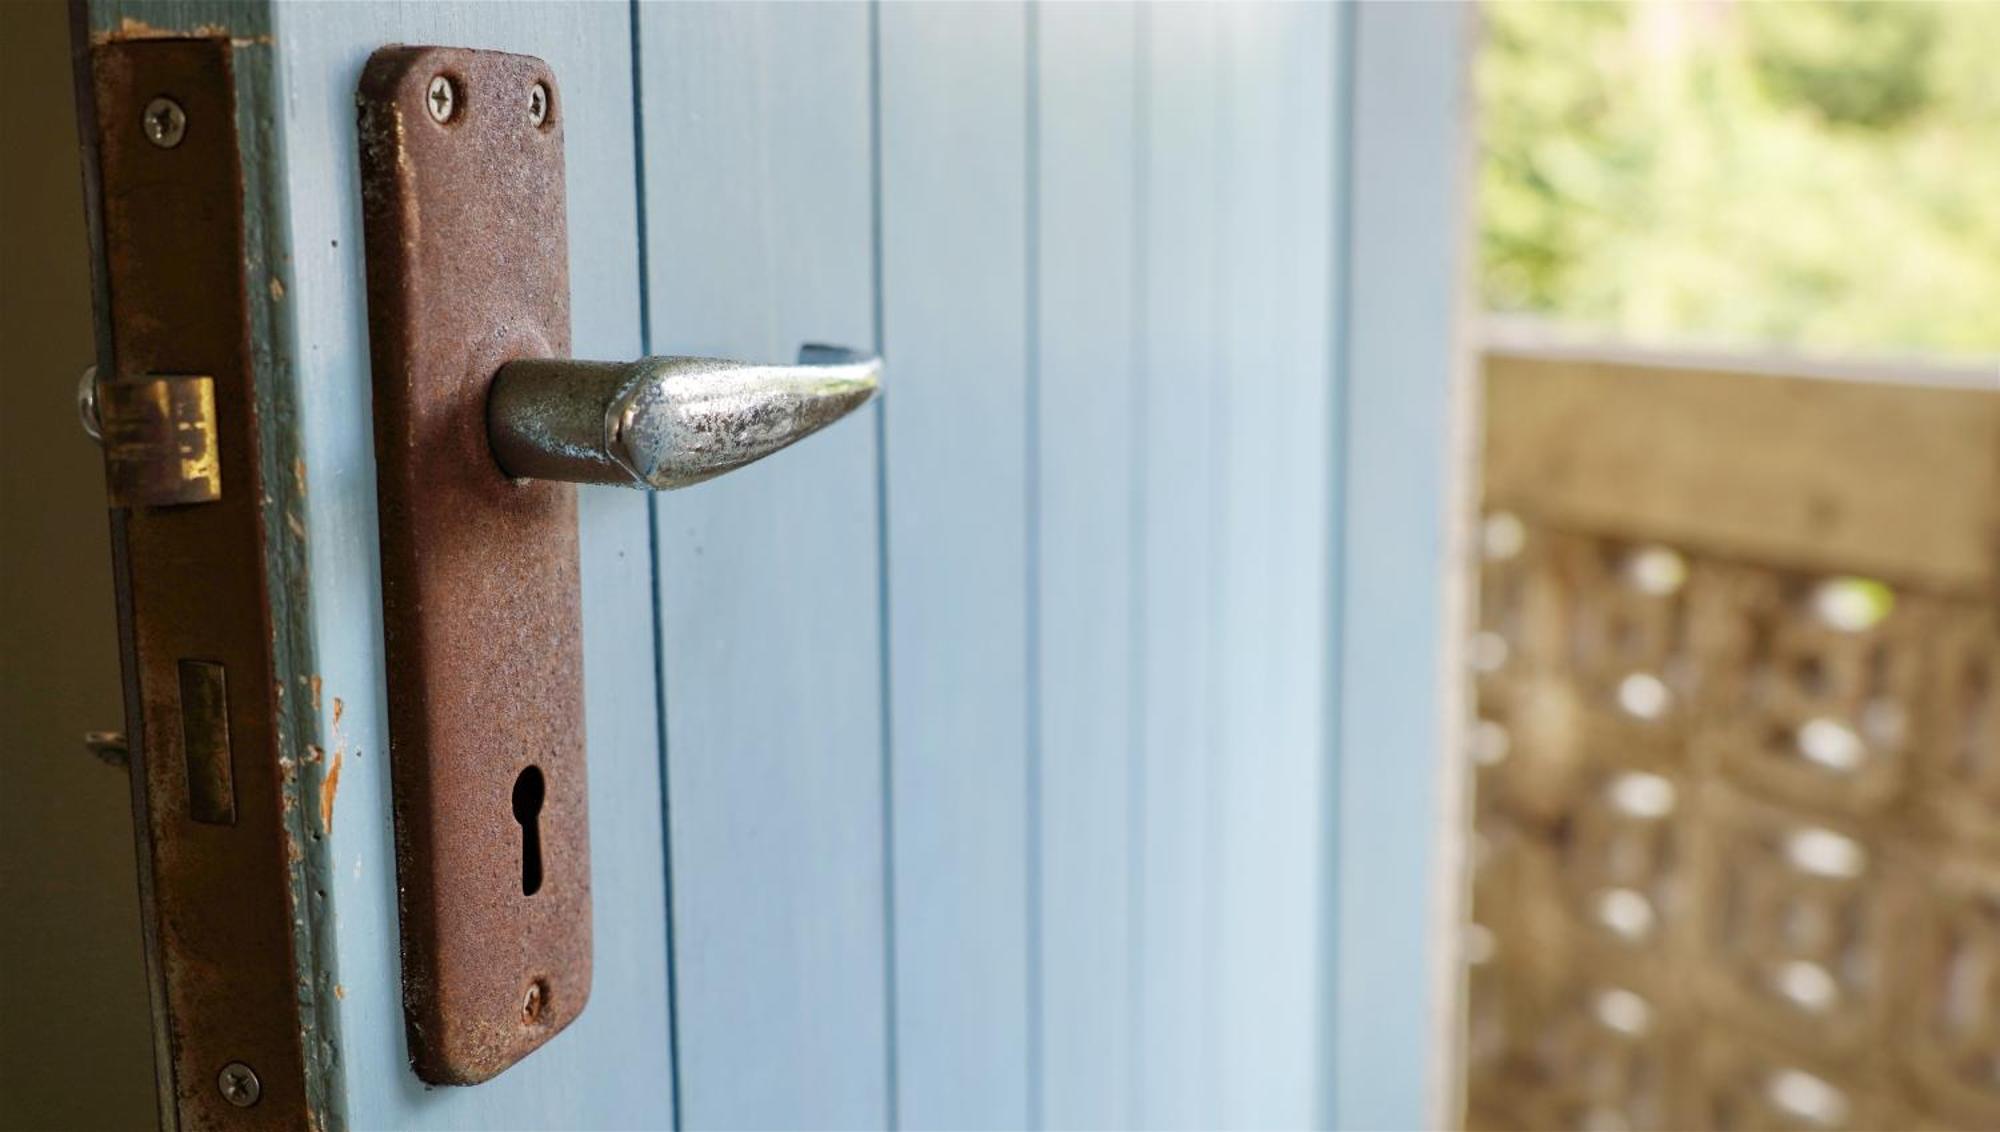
[98,373,221,507]
[357,45,590,1085]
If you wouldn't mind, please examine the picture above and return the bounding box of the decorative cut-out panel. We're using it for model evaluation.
[1688,786,1900,1055]
[1903,859,2000,1127]
[1466,350,2000,1131]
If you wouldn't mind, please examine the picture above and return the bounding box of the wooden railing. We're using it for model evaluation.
[1462,342,2000,1130]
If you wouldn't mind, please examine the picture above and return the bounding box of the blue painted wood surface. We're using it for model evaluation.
[1134,9,1225,1125]
[93,1,1466,1127]
[1330,5,1471,1129]
[1034,7,1141,1128]
[1208,6,1342,1127]
[876,4,1032,1128]
[636,4,890,1128]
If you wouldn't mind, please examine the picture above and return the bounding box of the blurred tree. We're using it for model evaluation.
[1746,1,1936,129]
[1479,0,2000,357]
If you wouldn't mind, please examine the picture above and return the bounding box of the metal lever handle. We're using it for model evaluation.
[489,344,880,490]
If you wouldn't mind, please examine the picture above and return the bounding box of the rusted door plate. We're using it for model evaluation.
[357,46,590,1085]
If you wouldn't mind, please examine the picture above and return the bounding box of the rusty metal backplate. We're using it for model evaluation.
[356,46,590,1086]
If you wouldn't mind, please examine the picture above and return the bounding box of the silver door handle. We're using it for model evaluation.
[488,344,881,490]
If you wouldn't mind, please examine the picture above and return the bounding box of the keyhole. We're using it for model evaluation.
[512,766,545,896]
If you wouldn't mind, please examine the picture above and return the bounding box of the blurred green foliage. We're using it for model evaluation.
[1479,0,2000,357]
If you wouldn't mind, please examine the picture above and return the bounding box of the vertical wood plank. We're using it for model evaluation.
[1330,4,1470,1129]
[1033,5,1141,1128]
[875,4,1033,1127]
[251,3,674,1126]
[1209,4,1340,1127]
[1135,5,1222,1127]
[636,4,890,1127]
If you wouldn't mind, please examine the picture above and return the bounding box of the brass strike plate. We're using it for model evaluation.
[356,46,591,1085]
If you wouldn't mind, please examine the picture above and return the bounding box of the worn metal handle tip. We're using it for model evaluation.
[490,345,880,490]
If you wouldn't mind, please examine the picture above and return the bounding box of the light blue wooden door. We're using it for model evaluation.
[88,2,1465,1128]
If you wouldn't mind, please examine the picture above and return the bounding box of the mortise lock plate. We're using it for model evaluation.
[357,47,877,1085]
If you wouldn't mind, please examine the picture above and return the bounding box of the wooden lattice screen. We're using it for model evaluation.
[1465,348,2000,1130]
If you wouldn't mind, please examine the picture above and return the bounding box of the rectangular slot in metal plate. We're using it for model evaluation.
[356,45,591,1086]
[177,659,234,825]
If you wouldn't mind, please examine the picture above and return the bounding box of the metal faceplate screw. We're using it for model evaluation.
[217,1062,261,1108]
[528,83,549,127]
[426,75,456,123]
[142,97,186,148]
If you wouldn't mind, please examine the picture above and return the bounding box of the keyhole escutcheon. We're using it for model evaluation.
[512,766,545,896]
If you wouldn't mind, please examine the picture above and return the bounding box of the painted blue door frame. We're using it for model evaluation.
[86,2,1467,1127]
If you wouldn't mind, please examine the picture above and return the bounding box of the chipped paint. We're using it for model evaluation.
[269,274,285,301]
[309,674,322,712]
[94,16,271,46]
[318,747,343,833]
[317,695,350,836]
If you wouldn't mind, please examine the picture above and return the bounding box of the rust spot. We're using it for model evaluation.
[269,274,286,301]
[309,675,322,711]
[522,979,547,1024]
[98,17,265,45]
[332,696,344,727]
[334,984,346,1000]
[305,743,323,766]
[318,748,343,834]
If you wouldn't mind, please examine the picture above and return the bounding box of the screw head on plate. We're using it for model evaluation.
[142,97,186,148]
[529,82,549,127]
[217,1062,261,1108]
[426,75,456,123]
